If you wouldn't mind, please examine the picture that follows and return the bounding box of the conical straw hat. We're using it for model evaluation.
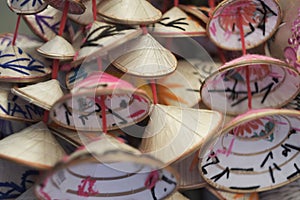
[217,190,259,200]
[284,92,300,111]
[11,79,64,110]
[201,54,300,116]
[65,62,98,90]
[68,0,100,25]
[178,4,209,24]
[156,59,217,107]
[0,84,11,117]
[23,6,72,41]
[0,33,51,66]
[44,0,86,14]
[151,6,206,37]
[166,192,190,200]
[139,104,223,166]
[0,84,43,122]
[50,84,152,132]
[97,0,162,25]
[71,71,135,93]
[112,33,177,79]
[0,121,66,169]
[199,109,300,193]
[0,46,51,83]
[49,124,83,148]
[37,35,75,60]
[260,179,300,200]
[0,160,39,199]
[16,186,37,200]
[35,134,178,200]
[7,0,48,14]
[207,0,281,50]
[171,150,206,190]
[74,21,142,63]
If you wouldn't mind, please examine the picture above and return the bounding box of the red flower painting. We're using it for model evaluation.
[218,1,258,33]
[233,119,264,136]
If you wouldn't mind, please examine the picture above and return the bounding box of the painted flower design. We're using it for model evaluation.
[232,119,264,136]
[218,1,258,33]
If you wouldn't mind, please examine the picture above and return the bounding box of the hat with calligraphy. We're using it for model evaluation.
[111,33,177,79]
[207,0,281,50]
[73,21,142,65]
[0,160,39,199]
[199,108,300,193]
[0,46,51,83]
[23,6,73,41]
[139,104,223,166]
[11,79,64,110]
[97,0,162,25]
[0,121,66,170]
[177,4,209,24]
[156,59,218,108]
[50,72,152,132]
[200,54,300,116]
[44,0,86,14]
[0,83,43,122]
[151,6,206,37]
[7,0,48,14]
[35,134,178,200]
[0,33,51,66]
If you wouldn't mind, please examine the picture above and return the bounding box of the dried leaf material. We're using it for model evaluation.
[74,21,141,62]
[36,134,178,200]
[44,0,86,14]
[0,46,51,83]
[0,122,65,169]
[112,33,177,79]
[139,104,223,166]
[7,0,47,14]
[151,6,206,37]
[11,79,64,110]
[97,0,162,25]
[37,35,75,60]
